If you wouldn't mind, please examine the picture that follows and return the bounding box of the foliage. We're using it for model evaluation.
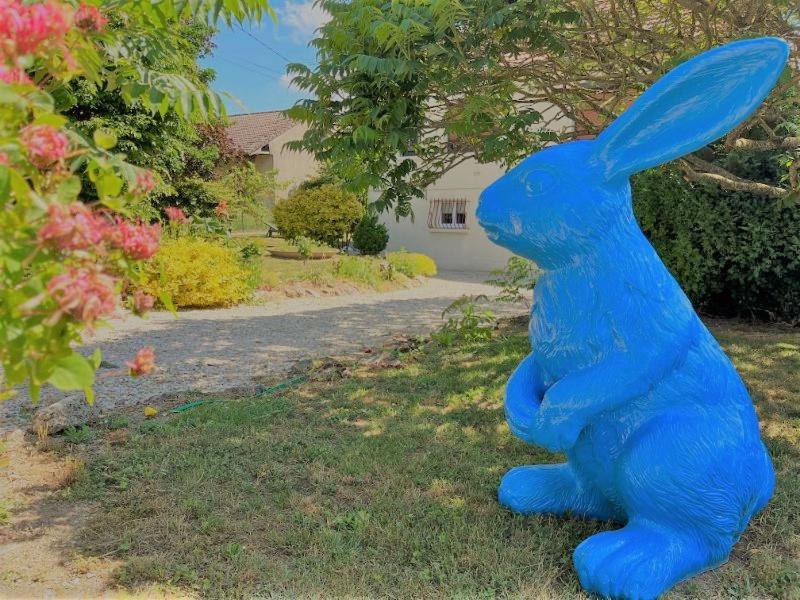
[294,236,313,260]
[387,251,437,278]
[288,0,799,214]
[486,257,537,306]
[204,163,278,224]
[238,241,261,261]
[64,21,221,203]
[352,213,389,255]
[433,295,496,346]
[63,424,93,444]
[273,184,364,246]
[0,0,273,402]
[141,237,254,308]
[334,255,387,287]
[155,178,222,221]
[633,165,800,323]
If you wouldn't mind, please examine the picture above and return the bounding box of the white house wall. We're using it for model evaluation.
[379,157,515,272]
[250,124,319,201]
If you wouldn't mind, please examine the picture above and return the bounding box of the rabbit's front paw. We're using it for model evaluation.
[531,403,585,452]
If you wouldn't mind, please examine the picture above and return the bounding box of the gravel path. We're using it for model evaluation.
[2,272,527,432]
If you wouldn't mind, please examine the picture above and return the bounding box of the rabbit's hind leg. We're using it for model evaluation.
[498,463,622,521]
[572,412,769,599]
[573,520,719,600]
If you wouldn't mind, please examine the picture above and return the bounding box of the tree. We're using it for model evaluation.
[286,0,800,215]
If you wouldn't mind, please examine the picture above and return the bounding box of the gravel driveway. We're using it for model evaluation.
[2,272,528,433]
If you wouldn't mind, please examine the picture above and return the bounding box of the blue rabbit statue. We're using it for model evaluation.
[476,38,789,600]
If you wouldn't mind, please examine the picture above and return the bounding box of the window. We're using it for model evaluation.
[428,198,468,230]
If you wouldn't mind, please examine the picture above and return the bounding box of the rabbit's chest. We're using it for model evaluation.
[529,271,616,380]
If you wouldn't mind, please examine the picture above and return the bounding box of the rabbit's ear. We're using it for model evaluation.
[592,38,790,179]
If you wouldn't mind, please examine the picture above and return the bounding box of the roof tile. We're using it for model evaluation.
[225,110,298,155]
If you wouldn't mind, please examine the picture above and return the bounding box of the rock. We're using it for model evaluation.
[30,395,99,435]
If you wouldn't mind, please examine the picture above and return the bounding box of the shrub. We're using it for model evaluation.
[335,256,383,287]
[387,251,437,278]
[155,178,221,220]
[632,165,800,323]
[352,214,389,255]
[273,185,364,246]
[143,237,254,308]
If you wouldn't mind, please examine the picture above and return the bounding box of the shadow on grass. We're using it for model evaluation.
[61,319,799,599]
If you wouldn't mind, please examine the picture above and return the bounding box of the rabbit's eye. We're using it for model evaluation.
[521,169,557,195]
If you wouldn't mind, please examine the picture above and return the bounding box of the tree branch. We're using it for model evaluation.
[733,137,800,151]
[679,156,787,198]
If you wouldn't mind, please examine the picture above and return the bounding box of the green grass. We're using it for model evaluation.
[69,319,800,599]
[231,235,411,292]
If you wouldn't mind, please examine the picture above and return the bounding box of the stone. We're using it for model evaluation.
[30,395,99,435]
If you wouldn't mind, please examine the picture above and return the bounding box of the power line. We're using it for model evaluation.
[215,55,284,78]
[239,26,295,64]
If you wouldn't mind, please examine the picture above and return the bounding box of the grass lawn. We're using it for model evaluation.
[67,319,799,599]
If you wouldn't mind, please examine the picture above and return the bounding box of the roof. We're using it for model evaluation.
[225,110,299,155]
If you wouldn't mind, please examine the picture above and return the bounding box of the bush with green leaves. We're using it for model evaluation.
[352,213,389,255]
[433,295,497,346]
[487,256,537,306]
[632,165,800,323]
[273,184,364,247]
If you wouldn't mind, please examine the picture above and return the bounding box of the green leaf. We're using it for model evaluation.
[93,127,118,150]
[90,348,103,370]
[0,165,9,201]
[47,353,96,392]
[158,290,176,314]
[55,176,82,203]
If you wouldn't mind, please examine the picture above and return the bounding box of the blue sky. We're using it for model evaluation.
[201,0,328,115]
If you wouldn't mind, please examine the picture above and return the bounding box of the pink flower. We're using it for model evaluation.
[131,290,155,316]
[0,0,72,60]
[74,3,106,32]
[20,124,69,168]
[164,206,188,224]
[0,65,31,85]
[38,202,107,251]
[131,170,156,195]
[214,199,229,218]
[0,152,8,165]
[109,218,160,260]
[127,347,155,376]
[47,266,116,325]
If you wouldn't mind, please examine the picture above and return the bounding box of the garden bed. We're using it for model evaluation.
[267,249,339,260]
[27,318,800,599]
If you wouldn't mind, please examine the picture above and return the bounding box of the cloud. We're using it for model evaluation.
[280,0,330,42]
[280,72,302,92]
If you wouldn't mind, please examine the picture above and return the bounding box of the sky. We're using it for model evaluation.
[200,0,329,115]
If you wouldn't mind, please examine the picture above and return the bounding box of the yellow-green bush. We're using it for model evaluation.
[387,251,437,278]
[143,237,254,308]
[335,255,384,287]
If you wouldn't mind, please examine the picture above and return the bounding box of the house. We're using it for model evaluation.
[225,110,319,201]
[379,107,573,272]
[377,159,514,272]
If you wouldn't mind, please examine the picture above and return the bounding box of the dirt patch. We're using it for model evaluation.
[0,430,118,598]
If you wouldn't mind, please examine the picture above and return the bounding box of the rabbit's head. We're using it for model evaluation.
[477,37,790,269]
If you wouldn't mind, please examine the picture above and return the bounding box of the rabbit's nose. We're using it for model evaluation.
[477,181,501,224]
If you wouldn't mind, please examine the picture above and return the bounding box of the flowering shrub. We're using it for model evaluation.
[0,0,272,403]
[141,237,255,308]
[127,347,155,376]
